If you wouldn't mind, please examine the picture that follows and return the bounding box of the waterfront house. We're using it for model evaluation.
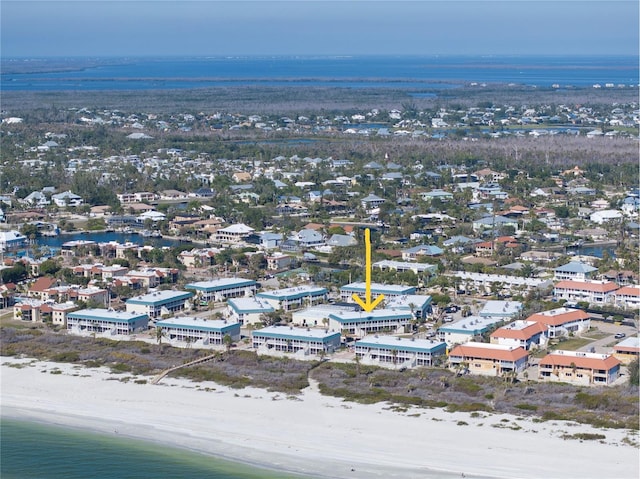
[538,350,621,385]
[52,190,83,207]
[448,342,529,377]
[0,230,28,251]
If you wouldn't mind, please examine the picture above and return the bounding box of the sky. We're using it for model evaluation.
[1,0,638,57]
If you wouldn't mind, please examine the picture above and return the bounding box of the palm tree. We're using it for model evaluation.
[223,333,233,355]
[156,326,165,346]
[353,353,361,375]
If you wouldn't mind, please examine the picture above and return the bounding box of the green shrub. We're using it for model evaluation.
[51,351,80,362]
[515,403,538,411]
[111,363,132,373]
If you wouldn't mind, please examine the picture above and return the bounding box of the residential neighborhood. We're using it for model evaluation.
[0,93,638,396]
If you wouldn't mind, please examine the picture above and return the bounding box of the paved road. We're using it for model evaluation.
[577,320,638,354]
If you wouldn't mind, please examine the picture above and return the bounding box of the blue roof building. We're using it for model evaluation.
[479,300,523,320]
[554,262,598,281]
[257,285,328,311]
[328,309,413,337]
[355,335,447,367]
[438,316,504,346]
[340,282,416,302]
[401,244,444,260]
[185,278,257,303]
[156,316,241,346]
[67,308,149,335]
[252,325,341,356]
[384,294,433,320]
[227,297,274,326]
[126,290,194,319]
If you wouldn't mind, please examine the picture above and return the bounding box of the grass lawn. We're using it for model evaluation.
[583,330,610,340]
[549,337,593,351]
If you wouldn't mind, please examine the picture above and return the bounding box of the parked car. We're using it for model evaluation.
[614,333,626,339]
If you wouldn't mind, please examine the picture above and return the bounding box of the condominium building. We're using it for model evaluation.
[327,309,413,337]
[340,282,416,302]
[227,297,274,326]
[155,317,241,346]
[438,316,504,346]
[252,325,341,356]
[538,350,621,385]
[256,285,328,311]
[553,280,619,305]
[527,308,590,338]
[355,335,447,368]
[185,278,257,304]
[125,290,194,319]
[67,309,149,335]
[613,285,640,309]
[490,320,548,350]
[448,342,529,377]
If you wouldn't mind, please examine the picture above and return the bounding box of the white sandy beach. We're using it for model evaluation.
[1,357,638,479]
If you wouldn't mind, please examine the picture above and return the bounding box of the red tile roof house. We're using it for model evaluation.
[538,350,621,386]
[448,342,529,377]
[27,276,58,299]
[613,285,640,310]
[553,280,619,306]
[527,308,590,339]
[490,320,548,350]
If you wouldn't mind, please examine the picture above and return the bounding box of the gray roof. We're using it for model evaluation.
[555,262,598,274]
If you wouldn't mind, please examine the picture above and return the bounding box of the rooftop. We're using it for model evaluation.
[356,335,446,352]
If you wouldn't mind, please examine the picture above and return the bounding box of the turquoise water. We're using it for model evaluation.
[2,55,638,91]
[0,418,307,479]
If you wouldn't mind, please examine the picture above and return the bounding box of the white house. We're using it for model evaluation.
[52,191,83,207]
[590,209,623,225]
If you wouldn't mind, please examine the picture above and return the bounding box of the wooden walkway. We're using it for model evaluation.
[150,352,219,385]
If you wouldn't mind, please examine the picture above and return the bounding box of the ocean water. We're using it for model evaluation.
[2,55,638,91]
[0,418,307,479]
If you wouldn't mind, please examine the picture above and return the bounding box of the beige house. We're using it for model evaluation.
[539,350,621,385]
[448,342,529,377]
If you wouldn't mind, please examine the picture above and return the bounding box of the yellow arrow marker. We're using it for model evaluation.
[352,228,385,312]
